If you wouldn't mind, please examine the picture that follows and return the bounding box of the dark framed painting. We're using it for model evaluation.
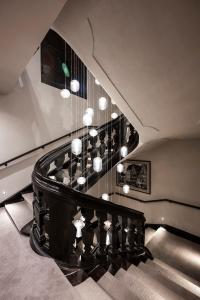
[116,160,151,194]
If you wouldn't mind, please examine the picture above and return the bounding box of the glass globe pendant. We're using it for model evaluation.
[85,107,94,117]
[111,112,118,119]
[117,163,124,173]
[120,146,128,157]
[89,128,98,137]
[70,79,80,92]
[77,176,86,185]
[71,138,82,155]
[83,112,92,126]
[93,157,102,172]
[60,88,70,99]
[123,184,130,194]
[102,193,109,201]
[99,97,108,111]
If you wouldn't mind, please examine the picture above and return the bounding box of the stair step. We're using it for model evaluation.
[139,262,200,300]
[98,271,140,300]
[146,227,200,282]
[75,277,113,300]
[22,192,34,208]
[127,264,186,300]
[115,268,165,300]
[147,258,200,295]
[5,201,33,232]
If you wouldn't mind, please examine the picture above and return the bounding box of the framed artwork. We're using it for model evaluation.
[116,160,151,194]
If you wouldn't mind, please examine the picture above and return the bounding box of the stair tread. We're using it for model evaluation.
[22,192,34,208]
[127,264,186,300]
[5,201,33,231]
[75,277,113,300]
[115,268,166,300]
[146,227,200,282]
[98,271,140,300]
[147,258,200,293]
[139,262,200,300]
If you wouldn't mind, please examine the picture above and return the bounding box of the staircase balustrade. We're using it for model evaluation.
[31,115,145,268]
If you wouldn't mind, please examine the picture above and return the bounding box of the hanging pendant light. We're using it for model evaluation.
[83,112,92,126]
[70,79,80,93]
[111,112,118,119]
[93,157,102,172]
[60,88,70,99]
[123,184,130,194]
[77,176,86,185]
[95,79,100,85]
[85,107,94,117]
[102,193,109,201]
[99,97,108,111]
[72,138,82,155]
[117,163,124,173]
[120,146,128,157]
[89,128,98,137]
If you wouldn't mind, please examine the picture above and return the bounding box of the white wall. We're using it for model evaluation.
[0,49,115,202]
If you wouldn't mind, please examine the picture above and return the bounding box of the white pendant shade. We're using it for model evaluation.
[70,79,80,92]
[72,138,82,155]
[93,157,102,172]
[102,193,109,201]
[123,184,130,194]
[111,112,118,119]
[89,128,98,137]
[77,176,86,185]
[99,97,108,110]
[95,79,100,85]
[120,146,128,157]
[83,112,92,126]
[85,107,94,117]
[117,163,124,173]
[60,88,70,99]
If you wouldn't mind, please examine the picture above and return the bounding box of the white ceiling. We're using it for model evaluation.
[54,0,200,144]
[0,0,67,94]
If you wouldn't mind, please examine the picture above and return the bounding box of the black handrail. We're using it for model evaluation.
[113,192,200,210]
[0,126,89,168]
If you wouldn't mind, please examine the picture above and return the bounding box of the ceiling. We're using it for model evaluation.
[54,0,200,144]
[0,0,67,94]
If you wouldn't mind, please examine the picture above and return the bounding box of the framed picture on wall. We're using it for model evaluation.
[116,160,151,194]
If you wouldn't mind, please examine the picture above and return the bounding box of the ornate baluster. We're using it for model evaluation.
[81,208,94,266]
[90,136,98,163]
[109,215,119,256]
[80,139,88,173]
[127,124,136,147]
[99,131,106,158]
[118,215,128,254]
[135,220,145,254]
[107,127,113,154]
[68,160,77,183]
[96,211,107,260]
[127,217,137,257]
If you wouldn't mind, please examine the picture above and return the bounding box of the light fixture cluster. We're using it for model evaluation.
[60,79,80,99]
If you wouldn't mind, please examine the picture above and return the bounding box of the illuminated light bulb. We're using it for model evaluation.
[99,97,108,110]
[117,163,124,173]
[60,88,70,99]
[83,112,92,126]
[85,107,94,117]
[93,157,102,172]
[72,138,82,155]
[89,128,98,137]
[95,79,100,85]
[123,184,130,194]
[111,99,116,105]
[111,112,118,119]
[102,193,109,201]
[70,79,80,92]
[120,146,128,157]
[77,176,86,185]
